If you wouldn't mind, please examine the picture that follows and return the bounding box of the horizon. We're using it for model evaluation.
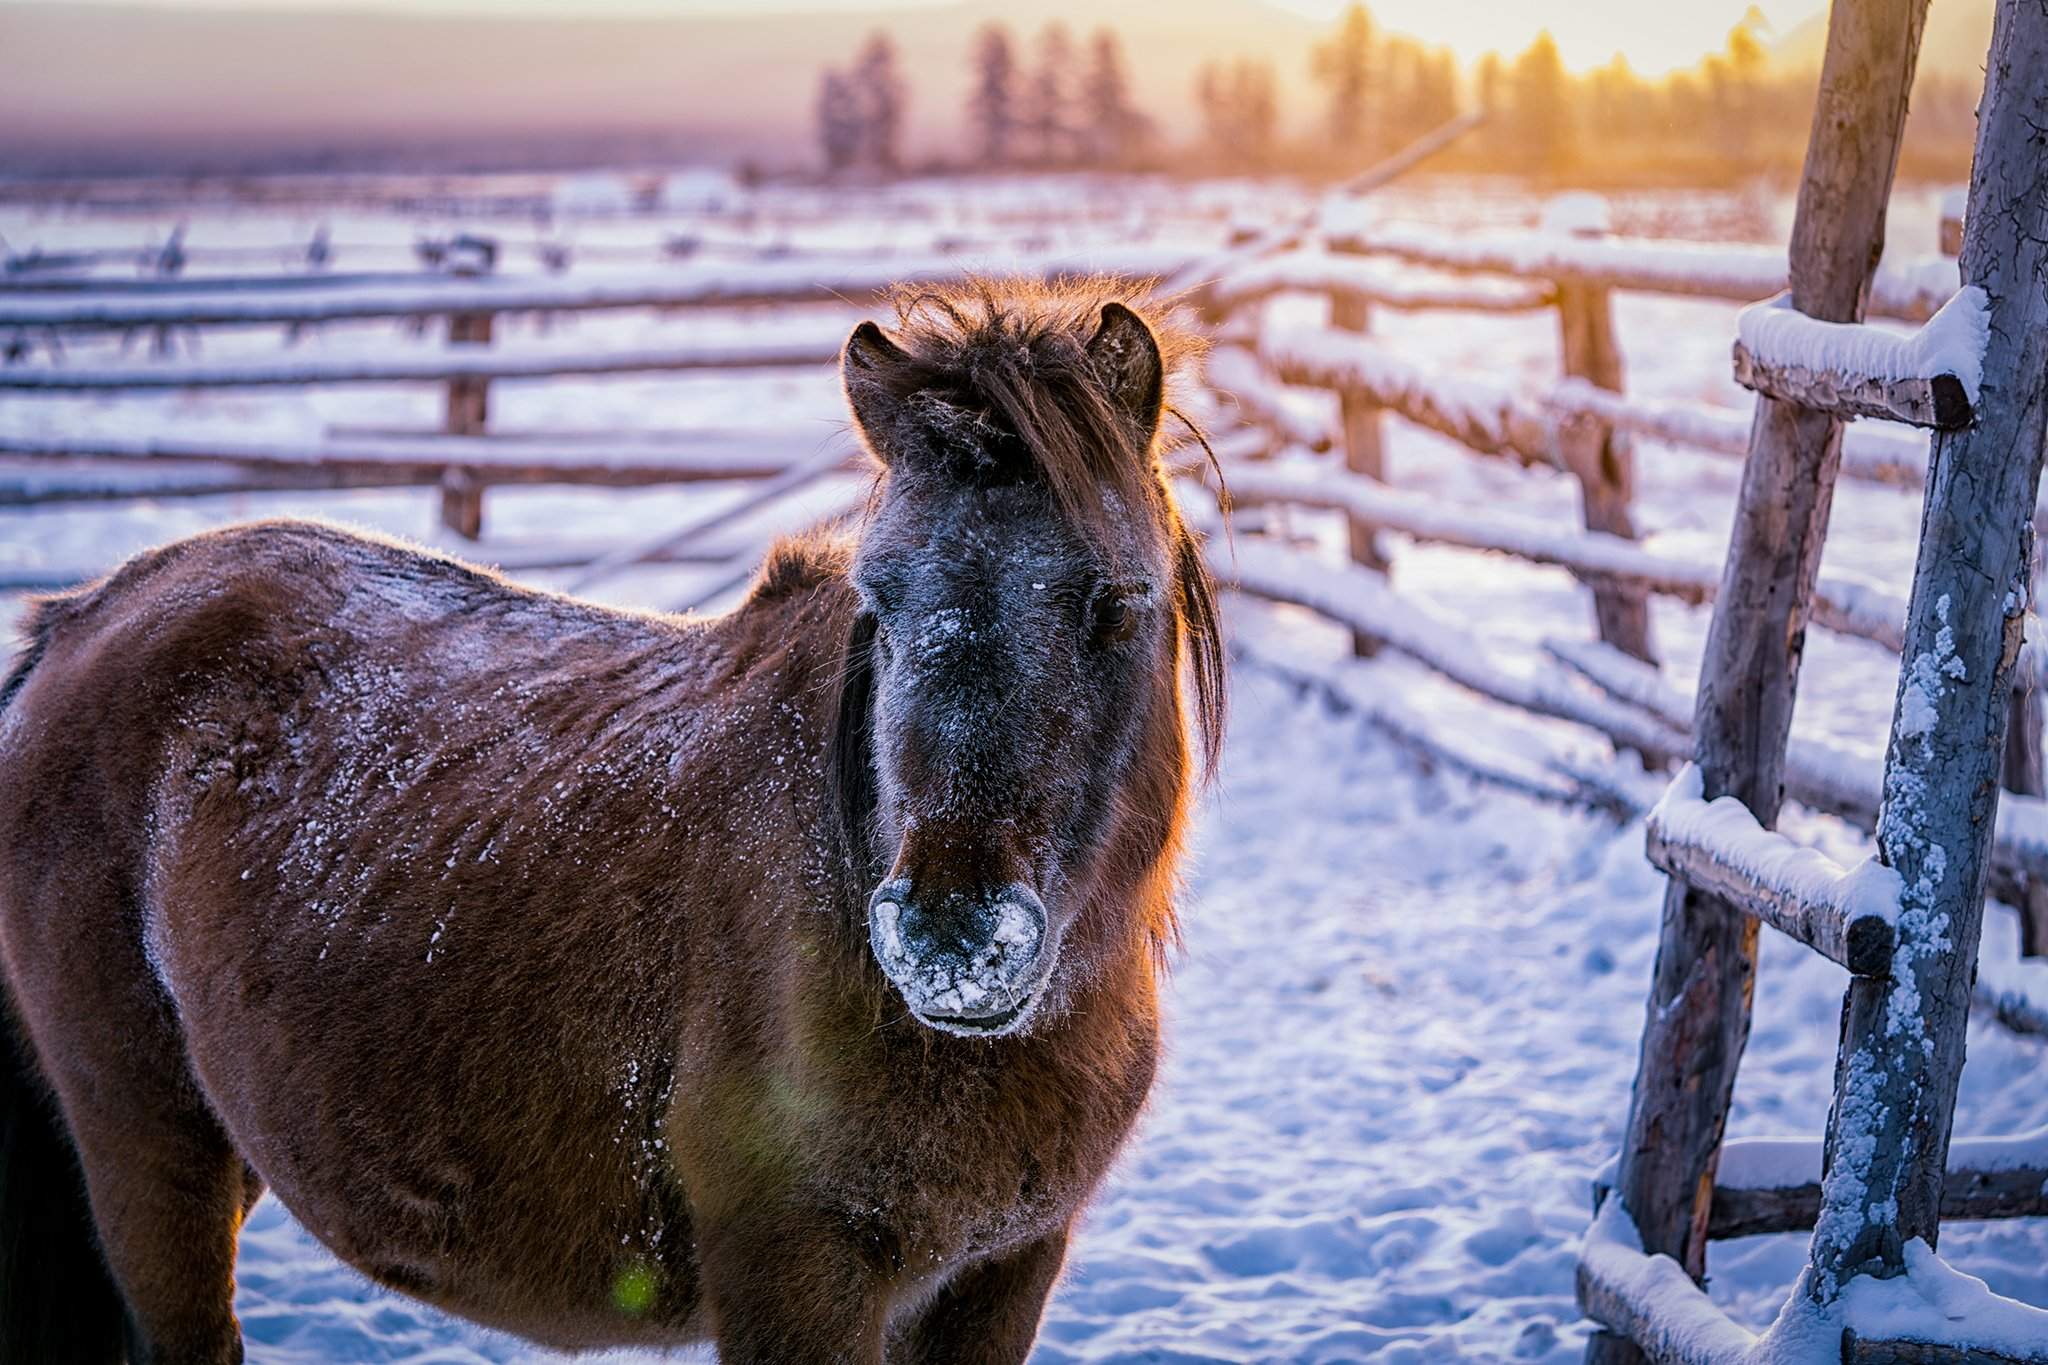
[1,0,1832,75]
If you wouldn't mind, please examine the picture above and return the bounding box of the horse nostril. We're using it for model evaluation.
[865,881,1052,1029]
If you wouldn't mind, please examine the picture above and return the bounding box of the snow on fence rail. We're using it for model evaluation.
[1643,763,1903,976]
[0,244,1195,330]
[1248,323,1958,502]
[0,428,843,484]
[1320,219,1960,322]
[0,336,847,390]
[1701,1126,2048,1240]
[1732,286,1988,430]
[1221,459,1912,651]
[1204,250,1555,315]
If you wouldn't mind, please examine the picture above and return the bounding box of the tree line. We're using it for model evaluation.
[817,24,1148,176]
[815,4,1977,186]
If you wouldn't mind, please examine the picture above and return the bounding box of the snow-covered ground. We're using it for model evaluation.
[3,177,2040,1362]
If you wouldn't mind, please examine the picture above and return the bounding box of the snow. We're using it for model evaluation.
[1208,249,1551,314]
[7,178,2048,1362]
[1648,761,1905,935]
[867,894,1046,1030]
[1734,286,1990,404]
[1839,1241,2048,1356]
[1583,1200,2048,1363]
[1539,193,1612,237]
[1715,1125,2048,1197]
[1331,220,1961,321]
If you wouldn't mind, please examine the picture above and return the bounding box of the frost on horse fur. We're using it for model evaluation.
[0,278,1224,1365]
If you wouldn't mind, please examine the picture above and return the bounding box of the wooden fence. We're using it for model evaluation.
[10,130,2047,1357]
[1186,0,2048,1357]
[0,239,1197,544]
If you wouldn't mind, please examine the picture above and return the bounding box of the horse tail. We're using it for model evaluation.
[0,610,132,1364]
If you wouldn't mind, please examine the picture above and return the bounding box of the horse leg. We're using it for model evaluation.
[23,976,255,1365]
[895,1226,1070,1365]
[699,1215,889,1365]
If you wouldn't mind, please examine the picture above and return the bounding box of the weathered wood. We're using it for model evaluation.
[1577,1205,1755,1365]
[1641,820,1895,977]
[440,309,494,538]
[1588,5,1931,1361]
[563,443,853,594]
[1203,347,1333,452]
[0,429,829,484]
[1557,271,1652,665]
[0,243,1193,331]
[1846,1337,2048,1365]
[2004,534,2048,957]
[0,335,845,389]
[1731,339,1974,429]
[1263,329,1559,469]
[1552,378,1936,491]
[1940,191,1967,258]
[1811,0,2048,1298]
[1330,291,1386,657]
[1200,533,1693,767]
[1221,463,1909,652]
[1711,1159,2048,1240]
[1323,223,1957,323]
[1227,637,1640,818]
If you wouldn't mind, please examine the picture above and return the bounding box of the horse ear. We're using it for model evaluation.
[1086,302,1164,446]
[843,321,911,465]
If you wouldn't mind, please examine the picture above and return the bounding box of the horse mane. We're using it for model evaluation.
[850,275,1228,777]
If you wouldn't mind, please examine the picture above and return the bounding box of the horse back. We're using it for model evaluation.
[0,519,834,1345]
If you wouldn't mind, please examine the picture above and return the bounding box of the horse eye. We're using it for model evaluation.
[1093,591,1136,644]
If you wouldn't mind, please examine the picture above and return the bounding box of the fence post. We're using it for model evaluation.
[438,234,498,540]
[1331,289,1386,657]
[1548,197,1652,666]
[1581,2,1928,1360]
[2003,544,2048,956]
[1812,0,2048,1288]
[1938,186,1966,257]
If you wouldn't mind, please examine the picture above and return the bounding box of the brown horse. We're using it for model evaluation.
[0,281,1223,1365]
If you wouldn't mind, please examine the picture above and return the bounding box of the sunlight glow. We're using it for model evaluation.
[0,0,1830,76]
[1263,0,1828,74]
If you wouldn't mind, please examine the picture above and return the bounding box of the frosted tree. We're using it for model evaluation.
[968,23,1017,166]
[1311,3,1375,153]
[1510,30,1573,174]
[1195,60,1277,171]
[1081,28,1148,167]
[1022,23,1076,167]
[853,31,906,173]
[815,68,863,174]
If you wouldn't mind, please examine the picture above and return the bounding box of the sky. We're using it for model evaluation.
[0,0,1832,75]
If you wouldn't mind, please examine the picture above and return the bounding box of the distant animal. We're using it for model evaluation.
[0,279,1225,1364]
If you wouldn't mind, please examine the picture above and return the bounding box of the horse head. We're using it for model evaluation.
[830,281,1224,1038]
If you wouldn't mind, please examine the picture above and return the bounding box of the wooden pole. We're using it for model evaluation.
[1331,290,1386,657]
[1810,0,2048,1297]
[440,308,492,539]
[2001,539,2048,957]
[1553,212,1652,665]
[1585,1,1929,1358]
[438,236,499,539]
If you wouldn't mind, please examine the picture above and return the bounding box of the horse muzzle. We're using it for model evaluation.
[865,879,1054,1037]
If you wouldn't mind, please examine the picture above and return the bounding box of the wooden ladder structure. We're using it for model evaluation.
[1579,0,2048,1360]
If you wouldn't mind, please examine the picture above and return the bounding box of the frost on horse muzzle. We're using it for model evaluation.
[866,879,1053,1036]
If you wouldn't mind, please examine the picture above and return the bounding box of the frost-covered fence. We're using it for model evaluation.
[1187,0,2048,1354]
[1199,215,1988,678]
[1580,0,2048,1360]
[0,236,1202,540]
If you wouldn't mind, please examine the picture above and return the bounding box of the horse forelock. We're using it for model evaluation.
[856,277,1226,784]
